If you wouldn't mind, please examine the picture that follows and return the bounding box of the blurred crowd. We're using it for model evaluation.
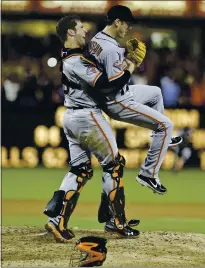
[2,33,205,109]
[131,46,205,108]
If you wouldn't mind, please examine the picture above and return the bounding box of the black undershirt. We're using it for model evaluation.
[94,70,131,93]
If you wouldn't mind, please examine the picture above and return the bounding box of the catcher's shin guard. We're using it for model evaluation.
[58,161,93,230]
[98,192,113,223]
[58,188,80,231]
[44,190,65,217]
[44,161,93,230]
[103,153,126,229]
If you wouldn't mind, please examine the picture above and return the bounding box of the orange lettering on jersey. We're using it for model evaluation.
[89,41,103,57]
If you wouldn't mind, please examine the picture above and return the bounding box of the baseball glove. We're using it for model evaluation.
[126,38,146,67]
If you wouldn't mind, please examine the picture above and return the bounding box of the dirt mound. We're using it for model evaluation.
[2,226,205,267]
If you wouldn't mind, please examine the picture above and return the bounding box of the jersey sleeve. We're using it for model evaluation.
[103,51,124,81]
[73,58,103,87]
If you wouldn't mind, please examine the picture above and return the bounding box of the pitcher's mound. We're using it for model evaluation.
[2,226,205,267]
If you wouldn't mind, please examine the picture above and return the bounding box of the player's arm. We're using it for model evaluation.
[75,52,135,91]
[102,51,135,89]
[73,56,134,91]
[73,57,117,91]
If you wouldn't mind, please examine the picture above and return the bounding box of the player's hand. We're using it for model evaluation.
[124,58,135,74]
[122,60,128,70]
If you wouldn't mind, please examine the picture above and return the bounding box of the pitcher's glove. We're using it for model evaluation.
[126,38,146,67]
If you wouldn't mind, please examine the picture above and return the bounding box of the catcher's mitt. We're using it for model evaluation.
[126,38,146,67]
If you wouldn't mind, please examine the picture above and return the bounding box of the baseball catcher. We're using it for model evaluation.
[43,15,140,243]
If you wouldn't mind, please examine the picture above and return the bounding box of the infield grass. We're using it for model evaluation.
[2,168,205,233]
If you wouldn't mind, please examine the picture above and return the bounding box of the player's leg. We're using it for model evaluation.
[45,108,139,238]
[44,139,92,243]
[107,97,173,194]
[130,85,182,146]
[98,192,140,230]
[101,152,140,236]
[44,110,94,242]
[85,110,140,237]
[129,85,164,113]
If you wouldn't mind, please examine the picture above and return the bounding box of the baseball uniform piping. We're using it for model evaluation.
[80,56,97,67]
[92,72,103,86]
[63,54,97,67]
[109,71,124,81]
[63,53,82,61]
[90,112,115,161]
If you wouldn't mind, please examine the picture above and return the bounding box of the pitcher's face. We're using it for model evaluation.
[117,21,132,38]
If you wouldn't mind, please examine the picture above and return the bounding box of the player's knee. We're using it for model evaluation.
[103,152,126,179]
[166,118,174,131]
[151,86,162,99]
[70,160,93,183]
[158,118,173,133]
[154,86,161,95]
[102,152,125,201]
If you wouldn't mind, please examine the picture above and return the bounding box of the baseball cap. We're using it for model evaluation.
[106,5,136,23]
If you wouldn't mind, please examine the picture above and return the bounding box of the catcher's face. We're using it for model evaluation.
[74,21,88,47]
[117,21,132,38]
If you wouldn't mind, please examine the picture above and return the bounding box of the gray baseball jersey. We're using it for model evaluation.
[89,32,132,101]
[61,49,102,108]
[89,32,125,81]
[88,32,174,180]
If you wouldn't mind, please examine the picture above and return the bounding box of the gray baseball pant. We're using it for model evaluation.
[61,108,119,198]
[48,108,120,226]
[105,85,173,179]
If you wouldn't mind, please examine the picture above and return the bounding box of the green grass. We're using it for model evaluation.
[2,168,205,233]
[2,167,205,203]
[3,216,205,234]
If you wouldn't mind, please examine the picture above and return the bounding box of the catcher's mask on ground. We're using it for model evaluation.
[69,236,107,267]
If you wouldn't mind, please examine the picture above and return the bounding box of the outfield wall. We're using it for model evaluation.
[2,106,205,169]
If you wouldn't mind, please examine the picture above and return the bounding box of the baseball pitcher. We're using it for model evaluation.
[88,5,182,196]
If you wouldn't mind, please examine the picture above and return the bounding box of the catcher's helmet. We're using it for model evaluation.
[70,236,107,267]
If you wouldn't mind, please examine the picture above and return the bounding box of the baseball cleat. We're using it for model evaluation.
[169,136,183,147]
[118,225,140,238]
[105,218,140,238]
[45,222,75,243]
[136,174,167,194]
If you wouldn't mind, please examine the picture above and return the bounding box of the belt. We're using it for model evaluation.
[67,106,100,110]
